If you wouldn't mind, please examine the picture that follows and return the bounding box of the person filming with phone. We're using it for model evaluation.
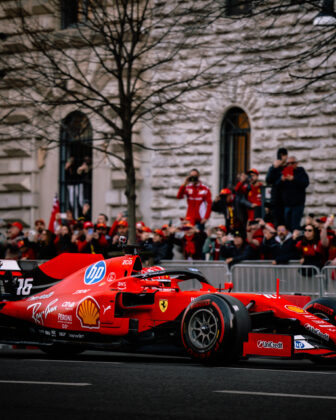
[176,168,212,231]
[278,156,309,231]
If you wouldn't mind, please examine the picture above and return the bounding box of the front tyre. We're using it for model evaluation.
[304,297,336,325]
[181,294,250,363]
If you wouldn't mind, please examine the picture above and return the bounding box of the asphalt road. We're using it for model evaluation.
[0,348,336,420]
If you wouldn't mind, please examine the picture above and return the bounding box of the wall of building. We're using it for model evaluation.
[0,1,335,229]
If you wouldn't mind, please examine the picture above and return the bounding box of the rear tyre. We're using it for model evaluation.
[304,298,336,325]
[181,294,250,363]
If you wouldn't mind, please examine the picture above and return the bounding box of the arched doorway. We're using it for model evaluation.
[59,111,93,219]
[219,107,250,189]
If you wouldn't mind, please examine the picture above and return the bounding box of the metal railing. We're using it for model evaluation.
[161,260,231,290]
[231,264,322,297]
[161,260,328,297]
[321,266,336,297]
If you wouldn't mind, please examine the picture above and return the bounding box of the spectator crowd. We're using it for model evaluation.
[1,148,335,271]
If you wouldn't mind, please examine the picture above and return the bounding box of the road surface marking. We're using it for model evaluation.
[224,367,336,375]
[24,359,122,365]
[0,380,90,386]
[214,390,336,400]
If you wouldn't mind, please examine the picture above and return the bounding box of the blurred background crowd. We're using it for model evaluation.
[1,148,335,270]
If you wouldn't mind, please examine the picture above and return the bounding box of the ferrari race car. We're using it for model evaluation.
[1,249,336,363]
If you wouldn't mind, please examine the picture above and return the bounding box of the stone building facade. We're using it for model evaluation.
[0,1,335,230]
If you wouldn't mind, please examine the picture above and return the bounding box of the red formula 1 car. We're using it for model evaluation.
[1,249,336,363]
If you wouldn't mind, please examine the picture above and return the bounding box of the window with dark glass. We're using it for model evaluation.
[60,0,89,29]
[226,0,252,16]
[219,107,250,189]
[59,111,93,219]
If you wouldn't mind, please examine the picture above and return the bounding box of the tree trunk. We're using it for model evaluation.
[123,134,137,244]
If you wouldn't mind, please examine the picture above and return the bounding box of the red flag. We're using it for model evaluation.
[48,194,60,233]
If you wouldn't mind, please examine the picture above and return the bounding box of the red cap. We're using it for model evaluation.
[180,216,193,222]
[118,220,128,227]
[317,216,327,223]
[216,225,227,233]
[184,223,193,229]
[83,221,94,229]
[96,223,107,229]
[265,222,276,232]
[154,229,165,237]
[136,221,145,230]
[248,168,259,176]
[34,219,45,226]
[220,188,232,195]
[10,221,23,231]
[161,224,169,230]
[142,226,152,233]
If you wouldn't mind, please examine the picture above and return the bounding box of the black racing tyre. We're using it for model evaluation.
[304,298,336,325]
[39,343,84,356]
[181,294,250,363]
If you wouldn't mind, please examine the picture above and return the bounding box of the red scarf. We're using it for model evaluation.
[184,234,196,256]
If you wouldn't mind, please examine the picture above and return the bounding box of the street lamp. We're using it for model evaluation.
[313,0,336,26]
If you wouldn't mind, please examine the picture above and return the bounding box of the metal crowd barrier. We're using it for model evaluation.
[231,264,322,297]
[161,260,231,290]
[321,266,336,297]
[161,260,326,297]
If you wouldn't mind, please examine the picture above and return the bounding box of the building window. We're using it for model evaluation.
[60,0,89,29]
[226,0,252,16]
[59,111,93,219]
[220,107,250,189]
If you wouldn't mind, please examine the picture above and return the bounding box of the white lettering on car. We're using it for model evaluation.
[27,299,58,325]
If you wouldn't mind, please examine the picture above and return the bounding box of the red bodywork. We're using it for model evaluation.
[1,253,336,361]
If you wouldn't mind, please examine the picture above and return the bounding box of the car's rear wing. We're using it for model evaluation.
[0,253,103,300]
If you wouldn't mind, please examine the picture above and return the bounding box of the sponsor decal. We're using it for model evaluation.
[76,296,100,329]
[122,259,133,266]
[257,340,283,349]
[58,313,72,324]
[293,336,314,350]
[103,305,112,315]
[117,281,127,291]
[27,299,58,325]
[243,333,292,357]
[73,289,91,295]
[159,299,168,312]
[190,299,211,309]
[68,333,85,339]
[304,323,330,341]
[263,294,277,299]
[28,291,54,301]
[285,305,306,314]
[310,303,334,316]
[84,261,106,285]
[62,301,75,309]
[107,272,116,282]
[294,340,305,349]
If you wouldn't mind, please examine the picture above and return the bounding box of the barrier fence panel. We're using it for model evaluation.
[321,266,336,297]
[231,264,321,297]
[161,260,230,290]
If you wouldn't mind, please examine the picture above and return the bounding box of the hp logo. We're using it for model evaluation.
[84,261,106,285]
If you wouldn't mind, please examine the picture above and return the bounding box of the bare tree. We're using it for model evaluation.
[0,0,229,242]
[221,1,336,102]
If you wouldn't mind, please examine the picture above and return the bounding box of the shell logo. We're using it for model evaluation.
[76,296,100,329]
[285,305,306,314]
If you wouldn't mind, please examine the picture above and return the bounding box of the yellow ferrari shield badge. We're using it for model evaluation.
[159,299,168,313]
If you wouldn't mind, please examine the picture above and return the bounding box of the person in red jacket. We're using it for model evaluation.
[235,169,263,221]
[176,168,212,231]
[296,223,324,276]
